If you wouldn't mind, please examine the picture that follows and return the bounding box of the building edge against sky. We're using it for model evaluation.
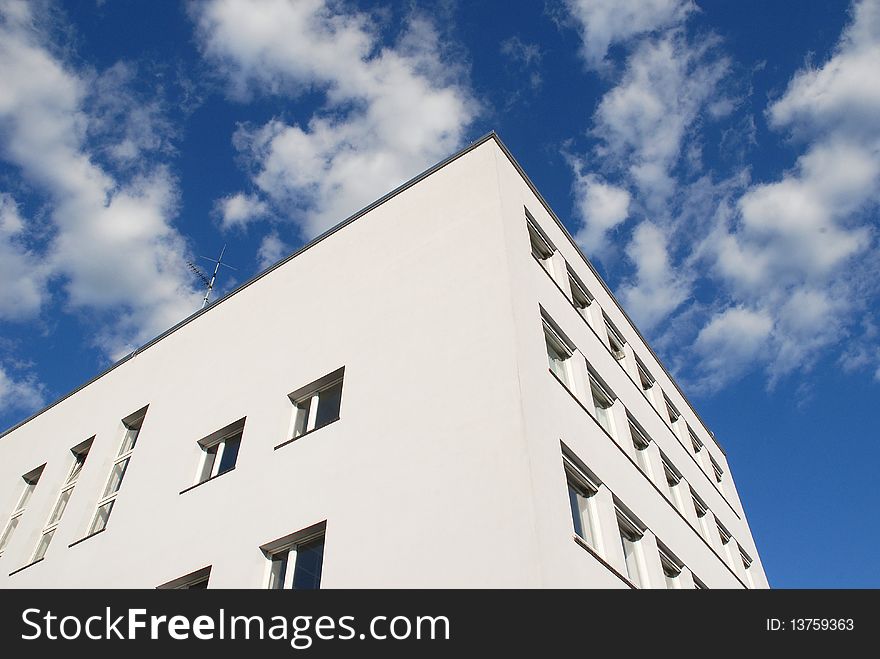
[0,133,768,588]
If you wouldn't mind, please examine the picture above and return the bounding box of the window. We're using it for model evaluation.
[635,357,654,393]
[740,547,756,588]
[664,396,681,424]
[589,374,615,436]
[262,522,327,590]
[604,315,627,363]
[688,426,703,454]
[0,465,44,556]
[287,368,344,442]
[544,319,575,389]
[661,455,683,511]
[527,213,555,274]
[710,456,724,484]
[158,566,211,590]
[567,267,593,320]
[194,418,244,485]
[717,523,737,569]
[564,457,600,549]
[659,547,683,589]
[33,440,92,561]
[616,510,644,587]
[87,407,147,536]
[628,418,652,475]
[692,492,714,544]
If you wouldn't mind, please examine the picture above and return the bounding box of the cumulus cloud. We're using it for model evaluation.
[193,0,478,238]
[617,221,690,330]
[0,193,50,320]
[565,0,880,391]
[0,362,46,418]
[216,192,269,231]
[564,0,694,69]
[571,170,630,254]
[0,1,201,357]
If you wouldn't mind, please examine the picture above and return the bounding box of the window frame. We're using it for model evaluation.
[563,457,600,550]
[33,440,92,562]
[0,465,45,557]
[261,521,327,591]
[86,407,147,537]
[588,371,616,436]
[616,509,645,588]
[194,418,245,486]
[281,368,346,448]
[526,213,556,265]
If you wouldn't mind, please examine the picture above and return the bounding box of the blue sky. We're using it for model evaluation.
[0,0,878,587]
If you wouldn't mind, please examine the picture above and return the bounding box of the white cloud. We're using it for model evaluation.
[692,307,773,389]
[193,0,478,238]
[564,0,693,69]
[0,193,49,320]
[591,31,730,213]
[0,1,201,357]
[571,170,630,254]
[617,221,689,330]
[216,192,269,231]
[256,230,287,269]
[0,362,46,417]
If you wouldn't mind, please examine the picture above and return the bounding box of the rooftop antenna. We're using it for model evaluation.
[187,244,237,309]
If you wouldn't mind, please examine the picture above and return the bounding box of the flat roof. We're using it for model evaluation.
[0,132,724,454]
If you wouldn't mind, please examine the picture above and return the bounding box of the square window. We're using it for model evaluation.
[263,524,327,590]
[288,369,345,441]
[194,419,245,485]
[590,376,615,436]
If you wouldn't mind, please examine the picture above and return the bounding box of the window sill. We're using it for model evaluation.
[274,417,340,451]
[179,467,236,495]
[9,557,44,577]
[572,535,636,589]
[535,256,741,520]
[68,528,106,548]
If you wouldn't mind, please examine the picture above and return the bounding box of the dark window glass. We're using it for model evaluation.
[218,434,241,475]
[293,536,325,590]
[568,484,584,539]
[315,381,343,429]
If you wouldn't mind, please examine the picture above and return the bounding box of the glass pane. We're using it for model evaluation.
[33,529,55,561]
[546,338,569,384]
[568,484,585,540]
[293,399,311,438]
[0,516,20,552]
[48,488,73,525]
[102,457,130,498]
[119,425,140,455]
[16,480,37,512]
[217,435,241,475]
[293,536,325,590]
[89,500,115,535]
[267,551,288,590]
[315,381,343,430]
[184,577,209,589]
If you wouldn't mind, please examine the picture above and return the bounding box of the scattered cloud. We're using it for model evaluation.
[564,0,694,69]
[570,169,630,254]
[193,0,478,239]
[0,361,46,418]
[256,230,287,269]
[500,35,543,90]
[0,193,50,320]
[216,191,269,231]
[0,1,201,358]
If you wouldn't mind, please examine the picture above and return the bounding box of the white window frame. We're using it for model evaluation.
[717,522,737,569]
[604,315,627,364]
[628,418,652,475]
[33,441,92,562]
[195,419,245,485]
[710,456,724,484]
[589,373,616,437]
[659,547,683,589]
[543,320,575,390]
[563,457,601,551]
[0,466,44,556]
[616,509,645,588]
[739,546,756,588]
[692,491,714,544]
[87,409,146,536]
[262,524,327,590]
[526,214,555,273]
[567,267,593,321]
[286,368,345,443]
[661,455,684,512]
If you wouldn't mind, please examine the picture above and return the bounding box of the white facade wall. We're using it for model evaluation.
[0,135,768,588]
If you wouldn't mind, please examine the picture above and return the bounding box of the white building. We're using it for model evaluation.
[0,134,768,589]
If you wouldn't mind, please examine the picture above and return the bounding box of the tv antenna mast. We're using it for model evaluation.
[187,244,237,309]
